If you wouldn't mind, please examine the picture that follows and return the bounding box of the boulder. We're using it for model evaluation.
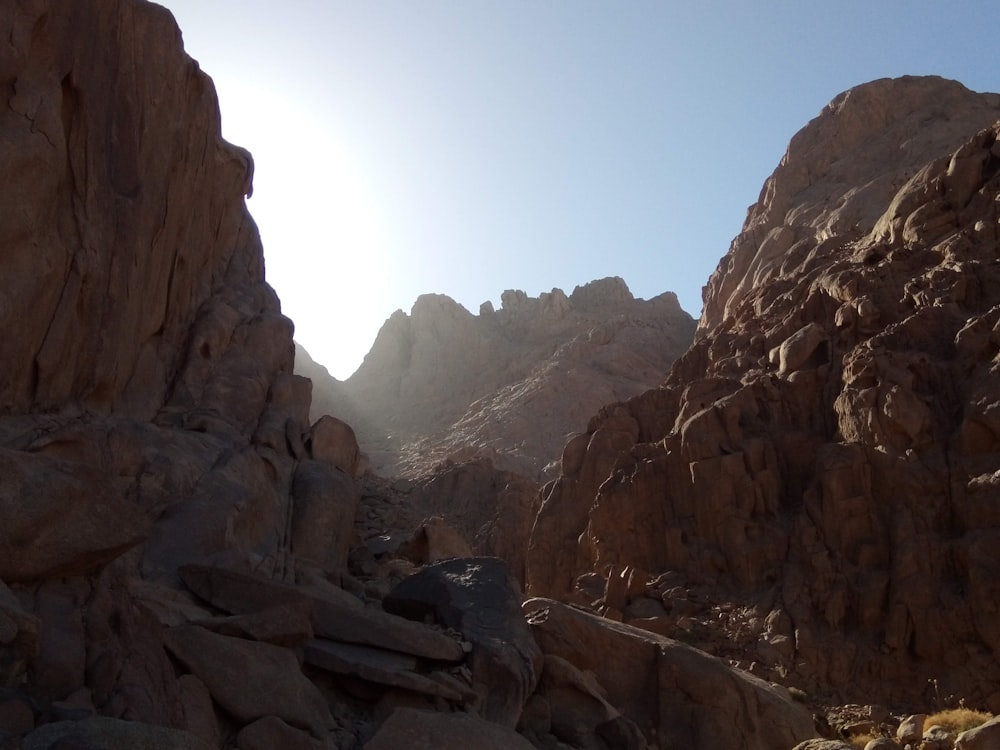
[524,598,815,750]
[0,449,150,581]
[921,724,954,750]
[863,739,900,750]
[22,717,213,750]
[163,625,334,738]
[179,565,465,662]
[237,716,327,750]
[308,415,363,478]
[362,707,536,750]
[304,639,469,701]
[897,714,927,744]
[398,516,474,564]
[289,459,359,569]
[955,715,1000,749]
[384,558,542,727]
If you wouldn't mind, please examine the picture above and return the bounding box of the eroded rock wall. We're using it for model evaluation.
[527,76,1000,710]
[0,0,361,730]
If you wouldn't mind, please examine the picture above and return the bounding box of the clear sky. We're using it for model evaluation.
[158,1,997,379]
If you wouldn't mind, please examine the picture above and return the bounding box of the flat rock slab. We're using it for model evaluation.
[524,597,815,750]
[304,639,467,702]
[384,557,541,726]
[363,707,536,750]
[164,625,333,738]
[194,602,314,647]
[181,565,465,662]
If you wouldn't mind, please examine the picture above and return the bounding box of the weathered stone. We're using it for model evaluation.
[0,581,39,686]
[524,77,1000,709]
[0,690,35,736]
[369,460,542,586]
[362,707,537,750]
[176,674,219,749]
[792,741,853,750]
[384,558,542,727]
[955,714,1000,749]
[237,716,326,750]
[163,625,333,738]
[524,598,814,750]
[179,565,464,663]
[22,717,213,750]
[308,415,363,478]
[537,653,643,748]
[898,714,927,744]
[863,739,900,750]
[0,449,150,581]
[195,603,314,647]
[304,639,467,701]
[30,579,88,703]
[398,517,474,565]
[921,724,953,750]
[290,459,359,569]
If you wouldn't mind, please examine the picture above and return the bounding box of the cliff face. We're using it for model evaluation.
[0,5,817,750]
[0,0,362,732]
[308,278,696,479]
[526,76,1000,710]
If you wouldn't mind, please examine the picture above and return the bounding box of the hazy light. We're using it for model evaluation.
[215,83,389,379]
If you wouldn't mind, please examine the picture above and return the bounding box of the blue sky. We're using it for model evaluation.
[159,1,998,378]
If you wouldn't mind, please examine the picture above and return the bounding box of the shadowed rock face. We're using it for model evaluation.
[0,4,817,750]
[6,4,999,745]
[527,75,1000,710]
[303,278,696,480]
[0,0,360,730]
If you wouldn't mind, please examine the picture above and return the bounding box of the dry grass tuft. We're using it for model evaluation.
[847,731,878,749]
[924,707,993,734]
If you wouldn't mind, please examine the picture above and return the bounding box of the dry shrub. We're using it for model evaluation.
[847,731,879,749]
[924,707,993,734]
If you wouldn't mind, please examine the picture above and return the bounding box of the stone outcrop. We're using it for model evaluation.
[356,459,542,586]
[0,4,816,749]
[6,1,999,747]
[524,598,815,750]
[303,278,696,479]
[526,75,1000,710]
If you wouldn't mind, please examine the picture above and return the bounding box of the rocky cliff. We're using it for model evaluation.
[305,279,696,480]
[526,76,1000,712]
[0,3,817,750]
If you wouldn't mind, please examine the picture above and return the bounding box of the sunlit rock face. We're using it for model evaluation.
[527,76,1000,710]
[306,277,697,480]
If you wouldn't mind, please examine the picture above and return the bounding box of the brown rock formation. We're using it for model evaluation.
[303,278,696,480]
[10,1,999,746]
[0,4,813,749]
[0,0,353,740]
[526,75,1000,710]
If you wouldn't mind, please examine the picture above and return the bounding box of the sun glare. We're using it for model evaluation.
[214,80,389,380]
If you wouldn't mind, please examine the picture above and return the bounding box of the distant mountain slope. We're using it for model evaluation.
[300,277,696,479]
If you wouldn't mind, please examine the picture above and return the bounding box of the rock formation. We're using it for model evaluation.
[303,279,696,480]
[526,75,1000,712]
[0,3,819,749]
